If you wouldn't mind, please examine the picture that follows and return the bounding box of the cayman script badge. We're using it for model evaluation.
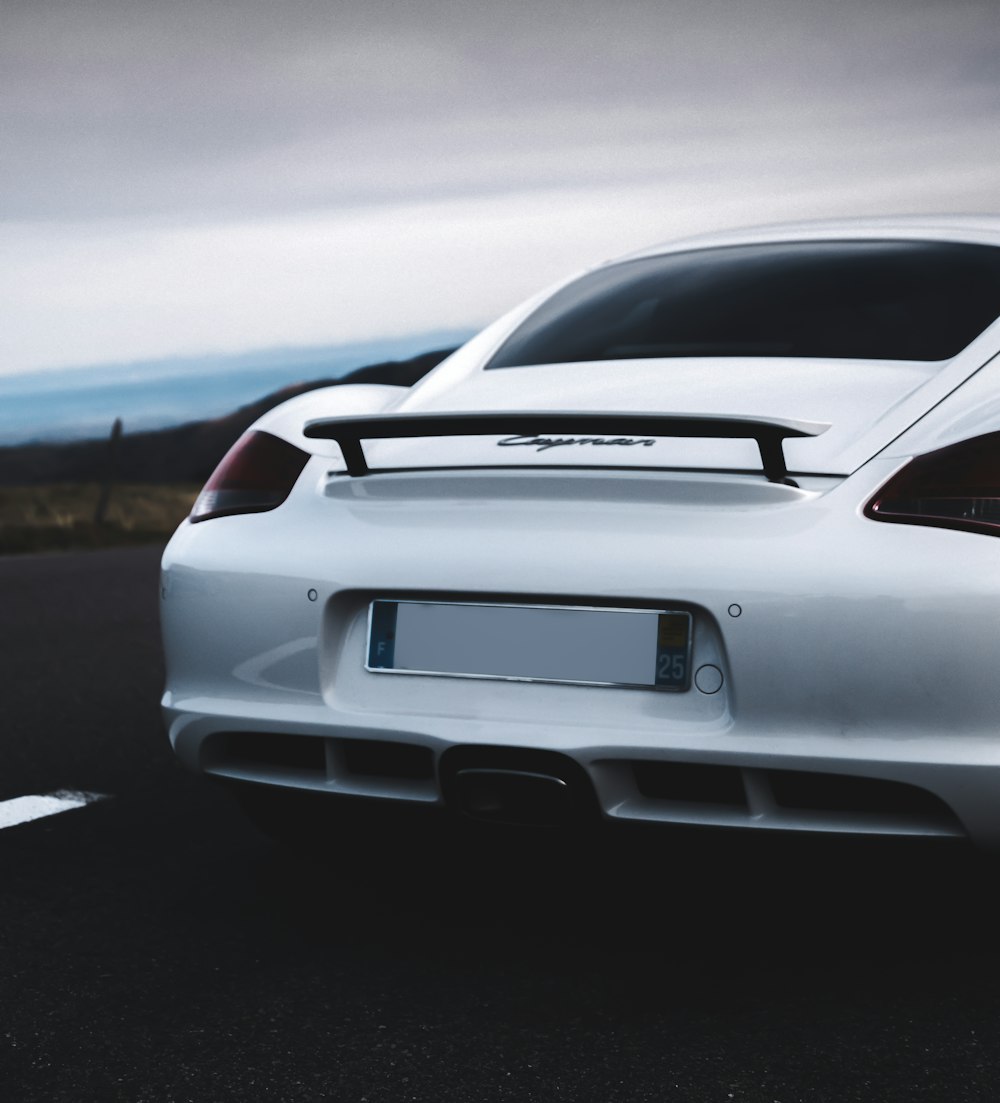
[497,435,657,452]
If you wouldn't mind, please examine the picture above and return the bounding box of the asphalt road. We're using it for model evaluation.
[2,546,1000,1102]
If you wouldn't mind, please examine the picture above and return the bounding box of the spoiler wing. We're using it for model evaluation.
[303,411,829,484]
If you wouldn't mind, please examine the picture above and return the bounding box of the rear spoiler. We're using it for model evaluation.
[303,411,829,484]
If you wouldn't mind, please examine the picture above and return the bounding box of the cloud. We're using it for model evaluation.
[4,170,997,375]
[2,0,999,372]
[4,0,999,220]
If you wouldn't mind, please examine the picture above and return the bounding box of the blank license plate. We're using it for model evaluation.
[366,600,691,691]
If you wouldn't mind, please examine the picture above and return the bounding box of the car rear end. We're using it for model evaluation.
[161,444,1000,848]
[160,222,1000,849]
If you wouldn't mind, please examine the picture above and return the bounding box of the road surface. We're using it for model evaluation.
[1,546,998,1101]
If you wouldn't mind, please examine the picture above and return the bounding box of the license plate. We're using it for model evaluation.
[366,600,691,691]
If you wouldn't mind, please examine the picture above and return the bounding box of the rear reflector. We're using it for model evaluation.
[865,431,1000,537]
[191,431,309,522]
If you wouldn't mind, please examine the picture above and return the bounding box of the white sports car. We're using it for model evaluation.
[161,217,1000,851]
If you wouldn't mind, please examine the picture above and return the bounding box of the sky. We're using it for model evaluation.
[3,0,1000,378]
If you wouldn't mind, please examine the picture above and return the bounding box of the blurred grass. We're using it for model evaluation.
[0,483,200,555]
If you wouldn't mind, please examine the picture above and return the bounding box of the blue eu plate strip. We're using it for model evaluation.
[368,600,398,669]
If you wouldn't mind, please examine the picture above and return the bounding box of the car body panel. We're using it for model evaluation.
[161,216,1000,848]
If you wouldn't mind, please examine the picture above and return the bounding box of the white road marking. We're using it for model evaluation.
[0,790,107,830]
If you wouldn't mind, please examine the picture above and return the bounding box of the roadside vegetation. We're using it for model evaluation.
[0,483,199,555]
[0,350,454,557]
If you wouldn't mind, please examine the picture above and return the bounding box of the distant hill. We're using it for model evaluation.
[0,347,454,487]
[0,329,474,446]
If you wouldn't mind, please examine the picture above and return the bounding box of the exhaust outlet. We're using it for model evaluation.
[440,747,598,826]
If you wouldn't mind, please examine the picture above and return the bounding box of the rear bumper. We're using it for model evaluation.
[160,465,1000,848]
[163,692,1000,845]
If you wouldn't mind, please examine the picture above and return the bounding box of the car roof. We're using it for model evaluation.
[618,214,1000,263]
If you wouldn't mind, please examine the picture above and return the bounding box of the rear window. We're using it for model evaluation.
[487,240,1000,367]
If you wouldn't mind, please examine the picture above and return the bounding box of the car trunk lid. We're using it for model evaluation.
[388,341,999,475]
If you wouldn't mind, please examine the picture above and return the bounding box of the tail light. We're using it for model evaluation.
[190,431,310,523]
[865,431,1000,536]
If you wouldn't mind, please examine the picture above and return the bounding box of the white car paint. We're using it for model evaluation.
[161,217,1000,848]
